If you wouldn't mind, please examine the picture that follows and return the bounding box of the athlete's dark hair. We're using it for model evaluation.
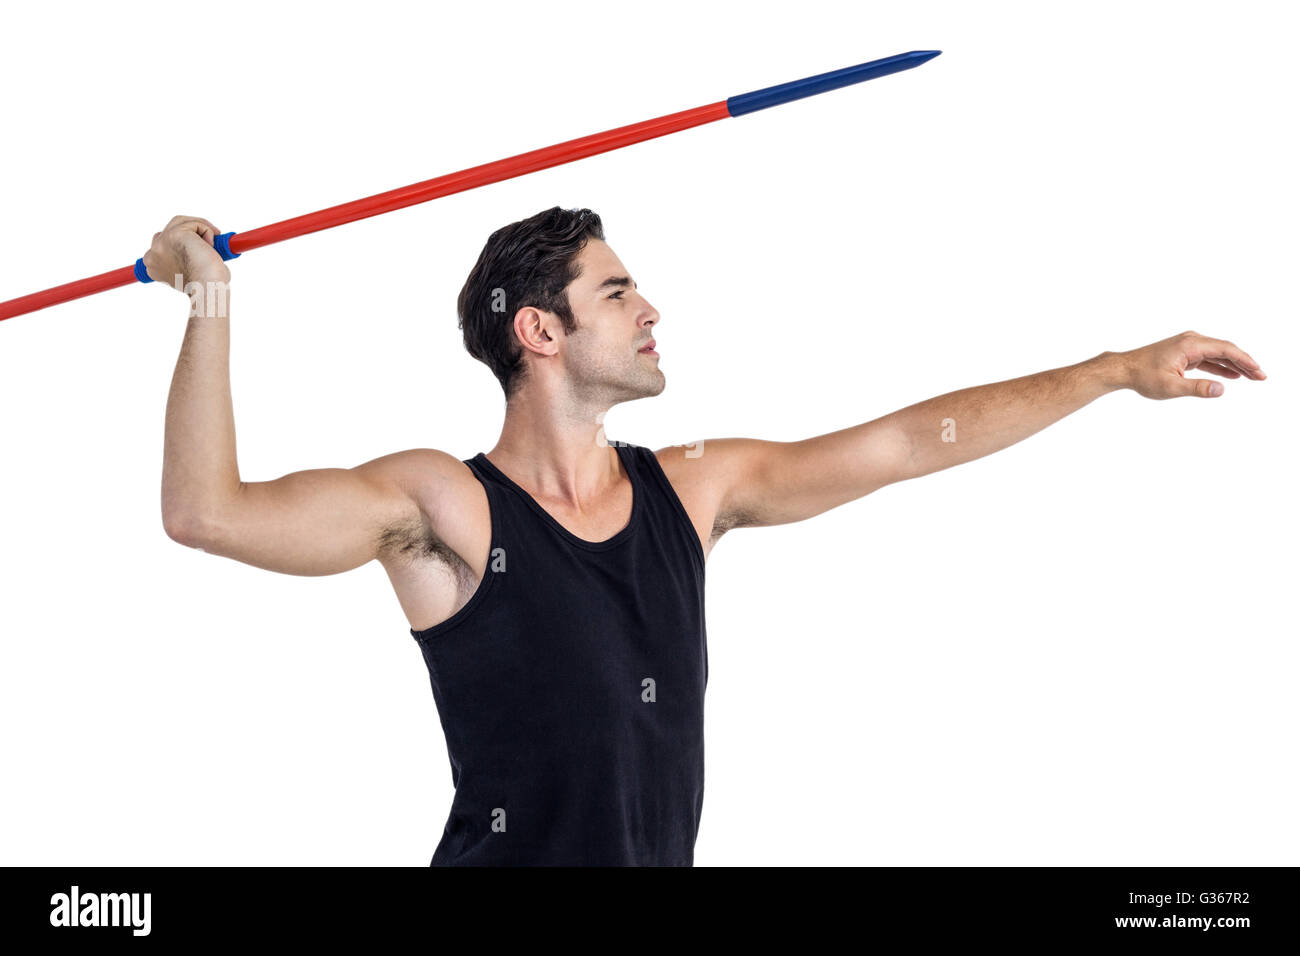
[458,206,605,401]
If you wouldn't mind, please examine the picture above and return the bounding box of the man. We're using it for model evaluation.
[145,207,1266,866]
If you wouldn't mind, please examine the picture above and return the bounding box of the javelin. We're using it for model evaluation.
[0,50,940,323]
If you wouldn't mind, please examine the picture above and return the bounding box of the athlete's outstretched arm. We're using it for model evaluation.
[695,331,1266,533]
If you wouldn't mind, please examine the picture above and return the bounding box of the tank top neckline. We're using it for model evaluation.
[471,442,643,552]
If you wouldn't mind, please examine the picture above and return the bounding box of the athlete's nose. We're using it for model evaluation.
[640,299,660,329]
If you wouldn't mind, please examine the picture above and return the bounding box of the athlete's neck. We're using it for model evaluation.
[486,391,624,509]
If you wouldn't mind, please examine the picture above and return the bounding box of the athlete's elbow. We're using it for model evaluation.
[162,508,216,549]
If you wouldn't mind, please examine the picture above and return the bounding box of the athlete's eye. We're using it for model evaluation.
[609,291,624,299]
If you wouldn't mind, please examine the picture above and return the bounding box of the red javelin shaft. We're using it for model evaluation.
[0,50,939,322]
[238,103,729,253]
[0,103,728,322]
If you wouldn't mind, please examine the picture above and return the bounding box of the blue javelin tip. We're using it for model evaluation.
[726,50,942,117]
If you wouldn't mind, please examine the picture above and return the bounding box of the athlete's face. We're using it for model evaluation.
[559,239,664,404]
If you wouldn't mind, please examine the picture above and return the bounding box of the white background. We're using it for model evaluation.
[1,0,1294,866]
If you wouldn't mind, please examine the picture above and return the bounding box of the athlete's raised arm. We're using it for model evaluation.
[171,451,451,577]
[147,214,448,576]
[670,332,1265,542]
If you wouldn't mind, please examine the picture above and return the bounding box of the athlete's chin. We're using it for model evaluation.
[603,369,667,405]
[640,370,667,399]
[623,369,666,398]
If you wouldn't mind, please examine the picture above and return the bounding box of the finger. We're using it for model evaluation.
[166,214,195,229]
[1202,338,1265,378]
[1218,357,1257,378]
[166,215,219,240]
[170,218,219,244]
[1205,351,1263,379]
[1194,360,1241,378]
[1177,375,1224,398]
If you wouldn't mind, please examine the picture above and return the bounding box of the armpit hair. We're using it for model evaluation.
[710,505,761,542]
[377,514,462,569]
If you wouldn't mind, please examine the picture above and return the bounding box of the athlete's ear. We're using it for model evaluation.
[513,306,560,357]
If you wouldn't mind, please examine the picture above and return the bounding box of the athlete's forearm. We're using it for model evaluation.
[160,281,240,536]
[885,350,1126,482]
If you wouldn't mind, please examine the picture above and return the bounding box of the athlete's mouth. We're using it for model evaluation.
[638,339,657,355]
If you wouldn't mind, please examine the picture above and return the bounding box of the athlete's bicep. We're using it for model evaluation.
[176,448,460,577]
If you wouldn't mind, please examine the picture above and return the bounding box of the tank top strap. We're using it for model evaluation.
[618,441,706,580]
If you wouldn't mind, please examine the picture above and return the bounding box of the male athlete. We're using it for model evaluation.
[144,207,1266,866]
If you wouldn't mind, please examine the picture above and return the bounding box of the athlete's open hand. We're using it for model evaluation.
[141,215,230,287]
[1116,331,1267,399]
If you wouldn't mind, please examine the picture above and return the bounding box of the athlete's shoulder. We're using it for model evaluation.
[359,448,489,534]
[650,440,766,560]
[650,437,766,491]
[372,447,489,566]
[360,446,478,492]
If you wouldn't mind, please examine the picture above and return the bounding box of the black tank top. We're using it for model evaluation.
[409,440,708,866]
